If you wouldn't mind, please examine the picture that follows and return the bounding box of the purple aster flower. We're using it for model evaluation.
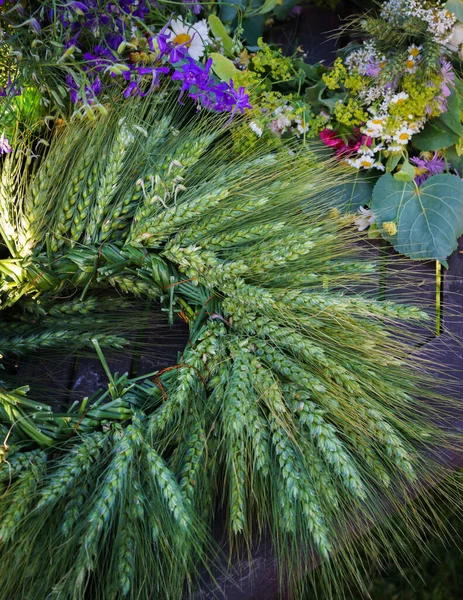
[106,34,124,51]
[226,81,252,115]
[0,72,21,98]
[65,35,81,50]
[410,152,447,186]
[0,133,12,155]
[440,59,455,98]
[364,61,381,77]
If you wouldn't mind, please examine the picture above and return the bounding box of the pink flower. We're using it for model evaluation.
[321,128,372,158]
[320,129,345,150]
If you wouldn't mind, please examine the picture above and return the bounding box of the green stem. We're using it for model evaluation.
[92,339,118,397]
[435,260,442,337]
[0,226,15,257]
[378,238,388,302]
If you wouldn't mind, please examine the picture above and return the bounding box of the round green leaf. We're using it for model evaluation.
[371,173,463,265]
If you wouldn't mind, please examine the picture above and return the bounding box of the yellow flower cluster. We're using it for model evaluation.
[399,73,445,119]
[251,38,294,82]
[334,98,369,126]
[322,58,348,90]
[344,72,368,94]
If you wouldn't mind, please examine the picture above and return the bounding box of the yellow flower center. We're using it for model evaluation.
[372,119,383,125]
[409,48,420,57]
[396,98,406,104]
[361,160,373,168]
[173,33,192,47]
[399,132,410,141]
[379,60,388,69]
[406,60,415,69]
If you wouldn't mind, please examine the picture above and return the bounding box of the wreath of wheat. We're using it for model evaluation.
[0,95,459,600]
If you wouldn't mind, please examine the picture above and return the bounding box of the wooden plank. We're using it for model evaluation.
[14,351,75,412]
[194,539,280,600]
[70,353,132,401]
[443,235,463,337]
[384,247,437,344]
[136,317,189,377]
[266,2,356,65]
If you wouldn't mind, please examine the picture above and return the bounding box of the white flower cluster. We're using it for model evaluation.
[344,41,385,75]
[271,105,309,137]
[346,147,385,171]
[342,39,431,171]
[380,0,456,44]
[347,95,425,171]
[249,104,313,139]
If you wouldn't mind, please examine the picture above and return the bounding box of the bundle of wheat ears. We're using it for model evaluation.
[0,95,460,599]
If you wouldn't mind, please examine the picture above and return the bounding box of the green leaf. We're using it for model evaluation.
[333,172,376,213]
[413,90,463,151]
[445,144,463,173]
[304,80,327,111]
[219,0,245,23]
[386,153,402,173]
[208,15,234,55]
[371,173,463,265]
[209,53,239,82]
[394,160,415,182]
[258,0,281,14]
[242,15,266,46]
[412,120,460,151]
[446,0,463,21]
[439,88,463,134]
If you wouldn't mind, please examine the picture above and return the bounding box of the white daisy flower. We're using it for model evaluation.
[366,116,387,131]
[405,56,417,73]
[364,127,380,138]
[166,17,210,61]
[294,116,308,135]
[347,157,362,169]
[390,92,409,105]
[393,126,414,145]
[354,206,376,231]
[348,154,375,169]
[388,145,405,153]
[408,44,422,58]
